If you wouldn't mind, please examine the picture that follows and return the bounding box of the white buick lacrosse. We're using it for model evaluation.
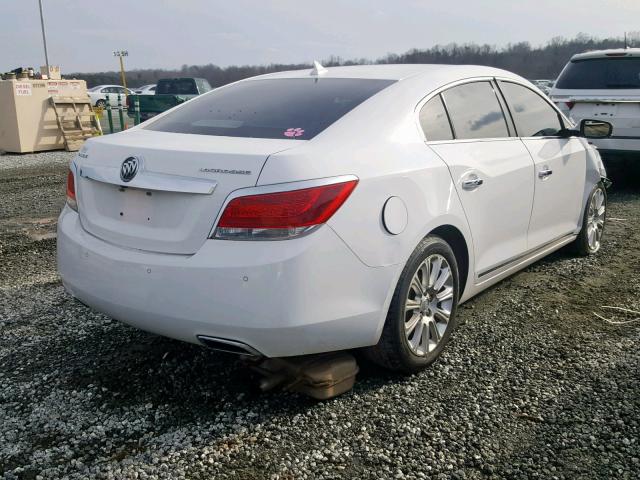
[58,64,611,372]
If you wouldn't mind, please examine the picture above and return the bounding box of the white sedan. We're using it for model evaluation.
[58,64,612,372]
[132,84,156,95]
[87,84,131,108]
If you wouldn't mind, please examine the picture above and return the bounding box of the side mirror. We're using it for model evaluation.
[580,119,613,139]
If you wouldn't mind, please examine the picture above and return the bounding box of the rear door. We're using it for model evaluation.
[425,81,535,277]
[106,87,122,107]
[103,87,116,106]
[497,80,585,249]
[100,87,113,104]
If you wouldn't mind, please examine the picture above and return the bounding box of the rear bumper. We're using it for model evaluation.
[57,207,397,357]
[563,109,640,154]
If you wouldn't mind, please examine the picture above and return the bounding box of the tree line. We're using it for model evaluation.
[69,34,638,89]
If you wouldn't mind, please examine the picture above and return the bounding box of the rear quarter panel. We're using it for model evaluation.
[257,78,474,282]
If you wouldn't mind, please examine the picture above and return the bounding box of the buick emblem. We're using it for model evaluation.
[120,157,139,182]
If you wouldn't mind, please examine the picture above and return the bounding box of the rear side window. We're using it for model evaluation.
[146,78,395,139]
[499,82,562,137]
[195,78,212,93]
[442,82,509,140]
[419,95,453,141]
[555,57,640,89]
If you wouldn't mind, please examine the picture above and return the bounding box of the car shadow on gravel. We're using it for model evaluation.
[57,326,258,404]
[21,298,324,413]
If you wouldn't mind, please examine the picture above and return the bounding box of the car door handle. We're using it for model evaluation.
[461,177,484,190]
[538,168,553,179]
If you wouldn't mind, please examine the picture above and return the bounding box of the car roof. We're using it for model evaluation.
[247,63,522,87]
[571,48,640,61]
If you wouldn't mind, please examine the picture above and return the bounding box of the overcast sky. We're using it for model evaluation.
[1,0,637,73]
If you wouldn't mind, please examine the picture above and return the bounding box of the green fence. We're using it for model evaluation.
[96,94,141,134]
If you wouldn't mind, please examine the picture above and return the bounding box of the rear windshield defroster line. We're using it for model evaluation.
[145,78,396,140]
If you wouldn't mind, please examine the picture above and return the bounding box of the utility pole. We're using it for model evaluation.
[113,50,128,89]
[38,0,50,77]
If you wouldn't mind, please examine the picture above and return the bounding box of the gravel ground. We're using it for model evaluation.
[1,150,639,480]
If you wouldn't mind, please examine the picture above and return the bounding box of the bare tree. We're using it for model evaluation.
[67,34,631,88]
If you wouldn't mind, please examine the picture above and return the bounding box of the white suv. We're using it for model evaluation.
[58,65,612,373]
[550,48,640,157]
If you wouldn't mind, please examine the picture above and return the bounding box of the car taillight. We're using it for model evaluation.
[565,101,575,110]
[213,179,358,240]
[66,169,78,211]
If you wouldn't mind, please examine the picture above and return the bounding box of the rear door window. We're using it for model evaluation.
[499,81,563,137]
[419,95,453,141]
[555,57,640,89]
[146,78,395,139]
[442,82,509,140]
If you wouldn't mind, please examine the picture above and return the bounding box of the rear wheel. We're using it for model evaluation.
[571,182,606,256]
[366,236,459,373]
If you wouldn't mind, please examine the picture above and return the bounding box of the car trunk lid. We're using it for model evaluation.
[75,129,300,254]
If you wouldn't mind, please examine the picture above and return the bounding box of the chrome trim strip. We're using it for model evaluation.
[415,75,573,144]
[414,76,496,144]
[478,233,576,279]
[79,164,217,194]
[567,98,640,104]
[197,335,264,357]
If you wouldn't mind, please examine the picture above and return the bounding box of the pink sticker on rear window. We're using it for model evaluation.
[284,127,304,137]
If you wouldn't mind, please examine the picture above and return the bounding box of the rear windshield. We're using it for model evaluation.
[145,78,395,140]
[156,79,199,95]
[555,57,640,89]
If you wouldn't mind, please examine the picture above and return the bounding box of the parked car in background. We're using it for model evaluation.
[127,77,211,121]
[550,48,640,157]
[87,85,131,108]
[132,84,156,95]
[531,79,554,95]
[60,64,611,373]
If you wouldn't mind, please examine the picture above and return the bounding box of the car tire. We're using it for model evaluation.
[96,99,106,109]
[570,182,607,256]
[365,235,460,373]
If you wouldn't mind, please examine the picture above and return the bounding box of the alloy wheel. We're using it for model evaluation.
[587,187,606,252]
[404,254,454,356]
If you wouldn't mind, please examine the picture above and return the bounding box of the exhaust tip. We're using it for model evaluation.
[197,335,263,358]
